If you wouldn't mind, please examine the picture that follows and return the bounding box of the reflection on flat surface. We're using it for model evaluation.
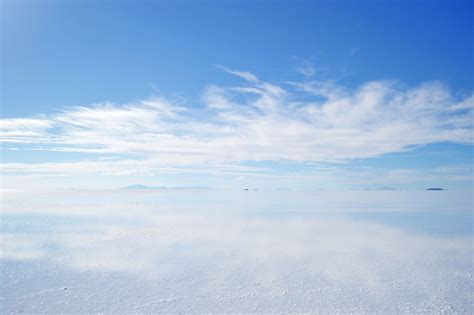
[1,190,473,313]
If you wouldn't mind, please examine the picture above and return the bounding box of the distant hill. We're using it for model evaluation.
[374,186,398,190]
[362,186,399,190]
[121,184,210,190]
[122,184,161,190]
[426,188,444,191]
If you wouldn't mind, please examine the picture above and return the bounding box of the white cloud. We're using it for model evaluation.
[0,118,55,143]
[294,59,316,76]
[0,118,52,130]
[216,65,259,83]
[0,68,472,181]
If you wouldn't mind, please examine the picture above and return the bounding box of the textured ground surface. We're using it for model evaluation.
[1,190,473,313]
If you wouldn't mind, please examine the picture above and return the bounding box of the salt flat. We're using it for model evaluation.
[1,190,472,313]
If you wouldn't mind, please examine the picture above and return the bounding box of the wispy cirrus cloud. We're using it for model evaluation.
[0,118,54,143]
[293,59,316,77]
[0,66,472,184]
[215,65,259,83]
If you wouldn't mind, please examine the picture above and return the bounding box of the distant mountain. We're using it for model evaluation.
[426,188,444,191]
[122,184,161,190]
[121,184,210,190]
[374,186,398,190]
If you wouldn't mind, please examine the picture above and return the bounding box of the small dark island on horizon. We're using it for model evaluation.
[426,188,444,191]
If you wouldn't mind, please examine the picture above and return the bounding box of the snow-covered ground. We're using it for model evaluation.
[1,190,473,313]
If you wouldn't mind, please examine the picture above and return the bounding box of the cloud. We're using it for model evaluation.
[216,65,259,83]
[349,47,360,56]
[0,67,473,180]
[294,59,316,76]
[0,118,54,143]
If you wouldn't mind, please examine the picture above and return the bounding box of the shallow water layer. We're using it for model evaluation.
[1,190,473,313]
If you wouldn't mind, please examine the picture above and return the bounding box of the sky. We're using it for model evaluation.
[1,0,473,190]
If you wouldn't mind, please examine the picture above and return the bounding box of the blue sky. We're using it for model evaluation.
[1,0,473,190]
